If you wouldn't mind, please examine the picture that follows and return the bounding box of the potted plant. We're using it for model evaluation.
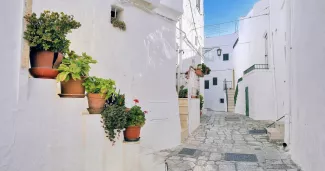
[83,76,116,114]
[57,51,97,98]
[196,64,211,77]
[200,95,204,116]
[111,18,126,31]
[178,86,188,98]
[124,99,147,142]
[195,65,204,77]
[24,11,81,79]
[101,103,127,144]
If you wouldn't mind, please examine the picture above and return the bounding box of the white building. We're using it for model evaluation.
[204,34,238,112]
[177,0,204,93]
[233,0,279,121]
[233,0,325,170]
[0,0,183,170]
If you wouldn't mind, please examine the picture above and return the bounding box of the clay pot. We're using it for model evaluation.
[124,126,141,141]
[87,93,106,114]
[191,95,198,98]
[30,50,63,69]
[59,78,85,98]
[195,69,203,77]
[29,68,59,79]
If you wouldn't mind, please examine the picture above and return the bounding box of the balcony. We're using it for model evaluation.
[243,64,269,75]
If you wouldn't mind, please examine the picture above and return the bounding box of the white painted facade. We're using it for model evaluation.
[285,0,325,170]
[204,34,238,111]
[177,0,204,93]
[233,0,280,120]
[234,0,325,170]
[0,0,183,170]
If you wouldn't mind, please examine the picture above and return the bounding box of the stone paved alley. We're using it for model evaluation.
[161,112,301,171]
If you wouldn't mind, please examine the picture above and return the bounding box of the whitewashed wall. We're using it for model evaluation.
[0,0,183,170]
[233,0,271,81]
[177,0,204,94]
[233,0,280,120]
[243,70,277,120]
[287,0,325,170]
[204,34,237,111]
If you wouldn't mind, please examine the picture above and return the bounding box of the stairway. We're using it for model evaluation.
[227,89,235,112]
[179,98,189,142]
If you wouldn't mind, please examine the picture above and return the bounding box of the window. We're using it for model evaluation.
[223,54,229,61]
[213,77,218,85]
[220,98,224,103]
[196,0,201,12]
[205,80,209,89]
[111,6,122,22]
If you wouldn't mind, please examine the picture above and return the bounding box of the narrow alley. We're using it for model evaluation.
[163,112,300,171]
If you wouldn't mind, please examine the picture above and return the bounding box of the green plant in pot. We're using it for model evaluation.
[124,99,147,142]
[199,95,204,116]
[24,11,81,79]
[101,104,127,144]
[196,63,211,77]
[178,85,188,98]
[57,51,97,98]
[83,76,116,114]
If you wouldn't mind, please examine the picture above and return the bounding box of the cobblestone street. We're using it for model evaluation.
[162,112,301,171]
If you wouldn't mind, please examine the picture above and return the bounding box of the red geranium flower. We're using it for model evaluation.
[134,99,139,104]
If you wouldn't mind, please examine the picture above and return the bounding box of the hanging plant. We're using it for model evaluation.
[101,104,127,144]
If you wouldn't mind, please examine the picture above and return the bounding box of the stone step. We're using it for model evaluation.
[266,128,284,142]
[179,106,188,114]
[180,114,188,121]
[178,98,188,106]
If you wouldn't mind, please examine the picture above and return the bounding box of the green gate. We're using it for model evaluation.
[245,87,249,117]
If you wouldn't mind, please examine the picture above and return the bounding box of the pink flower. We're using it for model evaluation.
[134,99,139,104]
[144,111,148,114]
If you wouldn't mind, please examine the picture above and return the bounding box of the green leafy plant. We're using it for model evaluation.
[83,76,116,100]
[234,77,242,105]
[197,63,211,76]
[57,51,97,82]
[178,85,188,98]
[101,104,127,144]
[24,11,81,53]
[199,95,204,110]
[111,18,126,31]
[106,90,125,107]
[125,99,146,127]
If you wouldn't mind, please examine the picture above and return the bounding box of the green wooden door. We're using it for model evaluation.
[245,87,249,117]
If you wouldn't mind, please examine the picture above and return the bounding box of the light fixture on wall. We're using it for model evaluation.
[217,48,222,56]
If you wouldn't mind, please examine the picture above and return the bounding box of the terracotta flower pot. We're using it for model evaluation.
[29,50,63,79]
[191,95,198,98]
[59,78,85,98]
[30,50,63,69]
[124,126,141,141]
[87,93,106,114]
[29,68,59,79]
[195,69,203,77]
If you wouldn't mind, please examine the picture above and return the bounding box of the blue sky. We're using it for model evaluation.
[204,0,258,36]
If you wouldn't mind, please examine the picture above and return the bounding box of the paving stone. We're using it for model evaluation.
[197,160,207,166]
[183,157,197,162]
[163,113,300,171]
[206,164,218,171]
[209,153,222,160]
[219,164,236,171]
